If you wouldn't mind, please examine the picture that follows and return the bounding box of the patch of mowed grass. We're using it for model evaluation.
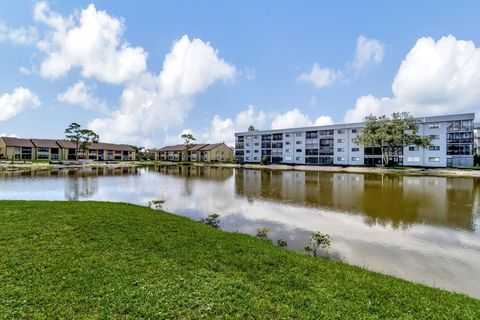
[0,201,478,319]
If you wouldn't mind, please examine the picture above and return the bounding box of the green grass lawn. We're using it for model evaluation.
[0,201,478,319]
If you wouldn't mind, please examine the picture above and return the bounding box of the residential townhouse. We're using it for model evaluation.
[235,113,476,168]
[151,143,234,162]
[0,137,136,161]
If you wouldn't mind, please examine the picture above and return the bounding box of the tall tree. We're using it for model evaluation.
[354,112,432,166]
[65,122,100,160]
[181,133,196,161]
[248,125,256,132]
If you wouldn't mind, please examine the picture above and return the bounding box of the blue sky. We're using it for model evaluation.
[1,1,480,146]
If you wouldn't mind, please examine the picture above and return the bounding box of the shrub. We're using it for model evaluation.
[256,227,270,240]
[200,214,221,228]
[305,231,331,257]
[277,239,288,247]
[147,200,165,210]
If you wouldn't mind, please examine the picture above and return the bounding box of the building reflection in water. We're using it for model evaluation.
[234,169,479,231]
[1,166,479,298]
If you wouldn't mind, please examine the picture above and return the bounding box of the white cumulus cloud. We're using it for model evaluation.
[352,35,385,72]
[89,35,236,145]
[0,87,41,121]
[271,108,333,130]
[344,35,480,122]
[34,2,147,83]
[57,81,107,112]
[0,22,37,45]
[297,63,342,88]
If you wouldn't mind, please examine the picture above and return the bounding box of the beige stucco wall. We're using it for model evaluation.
[209,144,234,162]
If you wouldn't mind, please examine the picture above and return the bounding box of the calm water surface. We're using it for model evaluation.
[1,166,479,298]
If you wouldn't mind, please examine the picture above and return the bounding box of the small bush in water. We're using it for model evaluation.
[200,214,221,228]
[256,227,271,240]
[147,200,165,210]
[305,231,331,257]
[277,239,288,247]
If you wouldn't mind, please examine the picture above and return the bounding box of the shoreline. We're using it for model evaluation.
[147,161,480,178]
[1,160,480,178]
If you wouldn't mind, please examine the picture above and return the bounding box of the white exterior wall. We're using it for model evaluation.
[283,133,294,163]
[333,129,348,165]
[235,113,475,168]
[293,132,305,164]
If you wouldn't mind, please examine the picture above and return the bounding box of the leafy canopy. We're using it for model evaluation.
[354,112,432,166]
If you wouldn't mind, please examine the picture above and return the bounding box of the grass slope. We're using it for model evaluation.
[0,201,478,319]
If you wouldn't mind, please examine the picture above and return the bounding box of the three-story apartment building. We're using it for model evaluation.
[235,113,475,168]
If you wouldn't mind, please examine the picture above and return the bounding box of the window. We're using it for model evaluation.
[246,157,250,160]
[296,149,302,153]
[429,135,440,139]
[337,147,344,152]
[429,123,440,129]
[337,157,345,161]
[285,149,290,153]
[254,142,259,146]
[295,157,302,161]
[408,146,419,151]
[337,139,345,143]
[337,129,345,134]
[429,146,440,151]
[296,141,302,144]
[254,157,258,160]
[37,154,49,159]
[286,141,291,145]
[254,135,259,139]
[246,150,250,153]
[351,129,357,133]
[407,157,420,162]
[285,133,291,138]
[351,157,360,161]
[37,147,49,153]
[352,147,360,152]
[295,132,302,137]
[254,150,259,153]
[246,143,250,146]
[429,157,440,162]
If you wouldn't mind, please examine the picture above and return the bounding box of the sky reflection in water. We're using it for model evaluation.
[0,165,479,298]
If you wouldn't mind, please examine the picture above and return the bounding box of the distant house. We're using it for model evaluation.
[0,137,136,161]
[0,137,35,160]
[151,143,234,162]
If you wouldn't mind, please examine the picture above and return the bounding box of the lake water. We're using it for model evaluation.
[1,165,479,298]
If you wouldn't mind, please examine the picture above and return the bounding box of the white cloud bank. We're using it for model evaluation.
[344,35,480,122]
[271,108,333,129]
[0,87,41,122]
[57,81,107,112]
[34,2,147,83]
[89,35,236,145]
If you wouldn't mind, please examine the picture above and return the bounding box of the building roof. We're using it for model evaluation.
[199,143,223,151]
[56,140,134,151]
[157,143,228,152]
[31,139,61,148]
[190,144,209,151]
[56,140,77,149]
[158,144,186,151]
[0,137,34,147]
[89,142,135,152]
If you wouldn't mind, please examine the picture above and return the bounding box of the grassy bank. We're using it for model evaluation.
[0,201,478,318]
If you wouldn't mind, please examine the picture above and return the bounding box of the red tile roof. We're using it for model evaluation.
[0,137,34,147]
